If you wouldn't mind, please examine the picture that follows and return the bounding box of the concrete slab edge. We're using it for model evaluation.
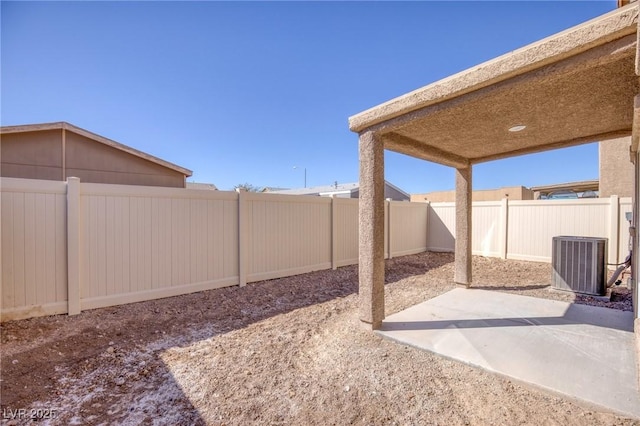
[375,330,640,420]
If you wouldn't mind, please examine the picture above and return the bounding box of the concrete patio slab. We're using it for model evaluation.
[378,288,640,418]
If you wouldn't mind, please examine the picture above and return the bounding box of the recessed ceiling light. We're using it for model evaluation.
[508,125,526,132]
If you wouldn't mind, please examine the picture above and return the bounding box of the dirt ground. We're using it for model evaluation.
[1,252,637,425]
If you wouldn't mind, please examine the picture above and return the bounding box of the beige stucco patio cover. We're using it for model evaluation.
[349,4,640,330]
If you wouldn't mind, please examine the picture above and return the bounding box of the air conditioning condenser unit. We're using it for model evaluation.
[551,236,607,296]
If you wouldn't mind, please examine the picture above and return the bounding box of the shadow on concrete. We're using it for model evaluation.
[378,288,639,419]
[380,313,633,333]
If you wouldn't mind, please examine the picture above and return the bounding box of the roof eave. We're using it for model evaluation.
[348,3,639,134]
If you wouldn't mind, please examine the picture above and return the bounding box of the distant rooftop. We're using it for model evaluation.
[186,182,218,190]
[267,181,410,201]
[261,187,289,193]
[530,179,599,193]
[268,182,360,196]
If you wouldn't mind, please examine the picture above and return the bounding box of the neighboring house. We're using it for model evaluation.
[531,180,599,199]
[533,138,633,199]
[411,185,534,202]
[186,182,218,190]
[412,136,633,201]
[267,181,410,201]
[1,122,192,187]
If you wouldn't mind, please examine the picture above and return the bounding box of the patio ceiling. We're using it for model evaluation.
[349,5,639,168]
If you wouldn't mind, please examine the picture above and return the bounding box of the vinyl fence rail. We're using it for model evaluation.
[1,177,429,321]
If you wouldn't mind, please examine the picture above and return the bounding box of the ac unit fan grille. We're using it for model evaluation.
[551,236,606,296]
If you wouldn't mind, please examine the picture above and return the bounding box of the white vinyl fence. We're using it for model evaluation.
[428,196,633,264]
[1,177,428,321]
[2,176,631,321]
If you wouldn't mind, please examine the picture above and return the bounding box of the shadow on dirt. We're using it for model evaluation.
[385,252,454,284]
[1,251,452,424]
[471,284,551,292]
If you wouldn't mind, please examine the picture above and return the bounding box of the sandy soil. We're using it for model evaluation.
[1,252,636,425]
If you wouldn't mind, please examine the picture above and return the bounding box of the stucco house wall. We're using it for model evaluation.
[599,136,633,198]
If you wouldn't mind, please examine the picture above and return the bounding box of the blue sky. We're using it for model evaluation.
[1,1,616,193]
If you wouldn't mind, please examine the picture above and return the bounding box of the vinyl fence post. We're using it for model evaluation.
[331,195,338,270]
[386,198,393,259]
[237,188,248,287]
[609,195,620,266]
[499,197,509,259]
[66,177,82,315]
[425,201,431,252]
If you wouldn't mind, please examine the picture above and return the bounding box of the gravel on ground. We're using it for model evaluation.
[1,252,636,425]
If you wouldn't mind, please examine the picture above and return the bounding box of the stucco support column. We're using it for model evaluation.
[455,166,472,286]
[358,130,385,330]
